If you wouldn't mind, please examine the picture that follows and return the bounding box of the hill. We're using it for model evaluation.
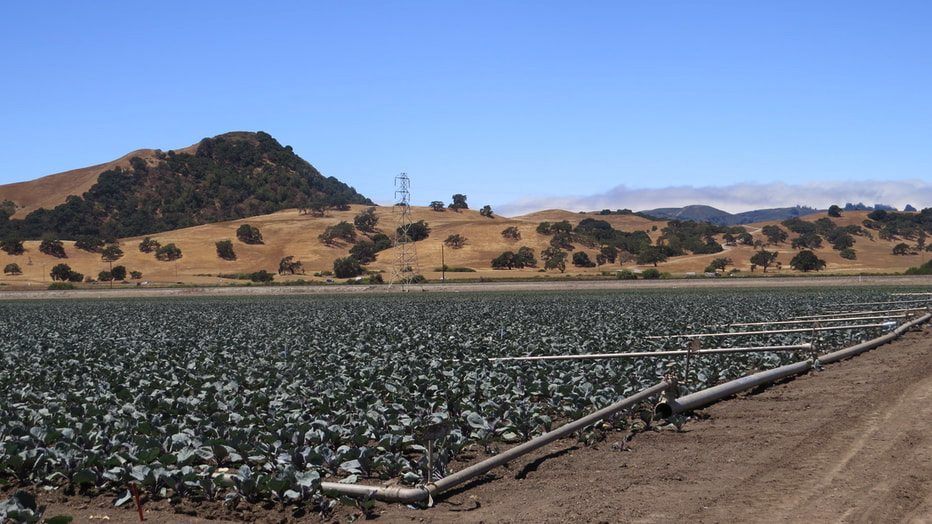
[1,205,929,288]
[0,131,372,240]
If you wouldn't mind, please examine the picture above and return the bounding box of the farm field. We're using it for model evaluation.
[2,285,931,522]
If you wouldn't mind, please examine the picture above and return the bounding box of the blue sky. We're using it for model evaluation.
[2,1,930,216]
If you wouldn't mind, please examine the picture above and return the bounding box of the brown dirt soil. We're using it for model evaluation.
[19,313,932,523]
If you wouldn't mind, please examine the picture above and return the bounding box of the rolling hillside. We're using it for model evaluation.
[0,204,926,288]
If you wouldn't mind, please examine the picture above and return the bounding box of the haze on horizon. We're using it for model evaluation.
[1,2,930,217]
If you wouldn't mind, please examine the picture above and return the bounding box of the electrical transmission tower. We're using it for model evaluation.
[389,173,421,290]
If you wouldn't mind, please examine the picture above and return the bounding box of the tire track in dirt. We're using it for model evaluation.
[771,374,932,522]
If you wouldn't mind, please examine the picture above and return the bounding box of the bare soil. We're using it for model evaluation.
[16,304,932,523]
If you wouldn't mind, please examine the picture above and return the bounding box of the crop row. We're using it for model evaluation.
[0,287,919,510]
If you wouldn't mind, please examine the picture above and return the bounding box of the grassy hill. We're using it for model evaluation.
[1,205,927,288]
[0,131,371,239]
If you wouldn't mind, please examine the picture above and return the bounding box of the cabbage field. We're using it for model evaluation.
[0,287,926,511]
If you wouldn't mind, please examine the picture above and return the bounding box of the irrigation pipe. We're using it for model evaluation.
[478,343,812,362]
[645,322,891,339]
[791,307,925,320]
[715,314,909,327]
[318,381,673,503]
[655,312,932,419]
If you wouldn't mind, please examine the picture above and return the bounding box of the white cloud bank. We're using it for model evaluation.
[497,179,932,217]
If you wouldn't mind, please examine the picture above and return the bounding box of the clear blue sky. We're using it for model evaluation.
[2,1,930,215]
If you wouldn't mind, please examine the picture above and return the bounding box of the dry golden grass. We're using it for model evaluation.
[0,203,926,289]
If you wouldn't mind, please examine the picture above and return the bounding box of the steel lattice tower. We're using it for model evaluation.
[389,173,420,290]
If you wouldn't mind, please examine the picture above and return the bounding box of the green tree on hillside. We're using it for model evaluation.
[278,256,304,274]
[448,194,468,211]
[762,225,787,245]
[444,234,467,249]
[636,246,667,267]
[397,220,431,242]
[216,240,236,260]
[50,263,74,281]
[789,250,826,272]
[542,247,568,273]
[39,235,66,258]
[501,226,521,240]
[0,235,24,255]
[333,257,364,278]
[749,249,779,272]
[3,263,22,275]
[139,237,160,253]
[75,236,104,253]
[236,224,264,244]
[155,243,182,261]
[353,207,379,233]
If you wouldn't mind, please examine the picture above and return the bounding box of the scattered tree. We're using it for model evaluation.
[155,243,183,261]
[139,236,160,253]
[828,205,842,218]
[130,270,143,279]
[397,220,431,242]
[319,221,356,245]
[371,233,392,251]
[479,205,494,218]
[101,244,124,265]
[74,236,104,253]
[761,225,788,245]
[249,270,275,283]
[3,263,22,275]
[706,257,733,273]
[572,251,596,267]
[50,263,76,281]
[444,234,467,249]
[353,207,379,232]
[429,201,446,212]
[599,246,619,265]
[893,242,913,255]
[516,246,537,267]
[111,265,127,281]
[550,232,575,250]
[0,235,25,255]
[829,233,855,251]
[641,268,662,279]
[39,236,67,258]
[749,250,779,272]
[636,246,667,267]
[839,248,857,260]
[501,226,521,240]
[349,242,378,264]
[541,247,568,273]
[98,271,113,282]
[491,251,518,269]
[236,224,264,244]
[789,250,826,272]
[791,233,823,250]
[448,194,468,211]
[278,256,304,275]
[333,256,365,278]
[216,240,236,260]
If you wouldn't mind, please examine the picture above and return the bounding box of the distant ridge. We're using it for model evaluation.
[638,204,827,225]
